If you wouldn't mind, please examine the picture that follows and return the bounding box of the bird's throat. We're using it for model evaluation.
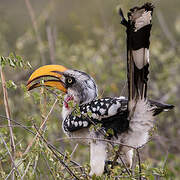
[64,95,74,109]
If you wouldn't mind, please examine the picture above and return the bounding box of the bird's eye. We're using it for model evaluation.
[67,77,73,84]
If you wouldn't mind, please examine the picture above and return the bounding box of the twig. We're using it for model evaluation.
[21,160,31,179]
[162,148,169,169]
[0,115,36,135]
[0,138,23,162]
[136,148,142,180]
[33,124,80,180]
[120,80,127,96]
[131,150,137,177]
[32,155,38,175]
[24,0,46,64]
[112,146,121,168]
[46,140,83,170]
[111,145,131,177]
[156,10,177,49]
[70,144,78,158]
[118,155,131,176]
[57,135,136,176]
[42,152,56,180]
[57,136,136,149]
[5,159,24,180]
[0,68,16,180]
[90,117,132,175]
[0,115,82,169]
[0,125,32,128]
[23,98,58,155]
[0,134,22,180]
[46,22,55,63]
[63,151,67,162]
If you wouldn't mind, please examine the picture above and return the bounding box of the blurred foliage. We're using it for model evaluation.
[0,0,180,179]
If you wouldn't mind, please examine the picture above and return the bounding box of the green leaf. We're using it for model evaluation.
[6,80,17,89]
[107,128,114,136]
[8,58,16,68]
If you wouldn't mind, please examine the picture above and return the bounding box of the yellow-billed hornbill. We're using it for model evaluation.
[27,64,174,176]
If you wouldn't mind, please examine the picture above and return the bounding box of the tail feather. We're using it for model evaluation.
[149,99,174,116]
[120,3,154,115]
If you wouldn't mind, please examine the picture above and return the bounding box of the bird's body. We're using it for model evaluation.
[24,2,175,177]
[26,3,174,177]
[26,65,174,176]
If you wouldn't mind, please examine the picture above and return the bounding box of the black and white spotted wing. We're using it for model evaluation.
[63,96,174,134]
[63,97,129,133]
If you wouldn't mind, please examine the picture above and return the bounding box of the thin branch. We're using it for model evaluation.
[136,148,142,180]
[0,114,82,169]
[24,0,46,64]
[118,155,131,176]
[33,124,80,180]
[5,159,24,180]
[0,138,24,162]
[23,98,58,155]
[42,152,56,180]
[57,136,144,176]
[21,160,31,179]
[45,139,83,169]
[46,23,55,63]
[111,145,131,176]
[57,136,136,149]
[120,80,127,96]
[0,134,22,180]
[0,125,32,128]
[162,148,169,170]
[85,113,133,175]
[131,150,137,177]
[0,115,36,135]
[32,155,38,175]
[0,68,16,180]
[70,144,78,158]
[156,10,177,49]
[112,146,121,168]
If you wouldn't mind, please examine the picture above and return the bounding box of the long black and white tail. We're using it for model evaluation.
[120,3,155,149]
[120,3,154,115]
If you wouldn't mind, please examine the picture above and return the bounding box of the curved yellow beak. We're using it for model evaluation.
[26,65,67,93]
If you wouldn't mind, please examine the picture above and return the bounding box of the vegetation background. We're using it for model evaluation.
[0,0,179,179]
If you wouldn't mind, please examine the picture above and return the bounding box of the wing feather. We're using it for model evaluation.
[63,97,174,133]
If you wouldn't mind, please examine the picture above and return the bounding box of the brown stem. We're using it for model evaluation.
[33,124,80,180]
[23,98,58,155]
[46,23,55,63]
[24,0,46,64]
[0,114,82,170]
[0,68,16,180]
[136,148,142,180]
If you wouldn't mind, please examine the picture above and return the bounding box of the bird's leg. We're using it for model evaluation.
[89,140,107,177]
[124,149,134,168]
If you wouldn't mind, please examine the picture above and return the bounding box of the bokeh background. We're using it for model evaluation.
[0,0,180,179]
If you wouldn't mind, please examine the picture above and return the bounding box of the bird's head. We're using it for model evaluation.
[27,65,98,107]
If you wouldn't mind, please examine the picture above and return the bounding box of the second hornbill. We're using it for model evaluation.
[27,64,174,176]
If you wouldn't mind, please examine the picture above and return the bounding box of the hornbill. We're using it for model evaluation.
[27,64,174,176]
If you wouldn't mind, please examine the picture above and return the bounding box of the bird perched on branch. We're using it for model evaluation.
[27,64,174,176]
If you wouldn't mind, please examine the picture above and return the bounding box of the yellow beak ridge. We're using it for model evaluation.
[26,65,67,93]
